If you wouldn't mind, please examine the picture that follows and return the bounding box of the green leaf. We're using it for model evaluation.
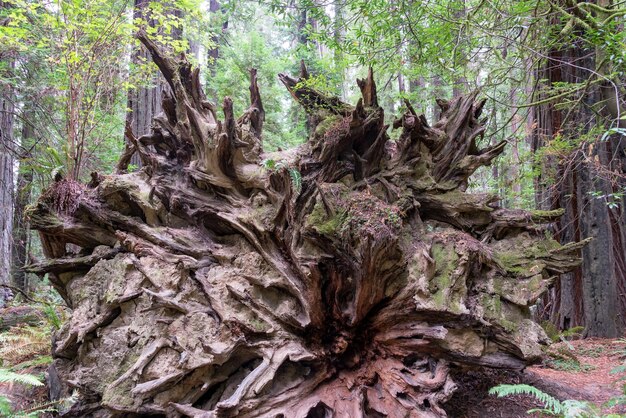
[288,167,302,194]
[0,369,44,387]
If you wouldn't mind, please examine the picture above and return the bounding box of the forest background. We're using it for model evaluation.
[0,0,625,338]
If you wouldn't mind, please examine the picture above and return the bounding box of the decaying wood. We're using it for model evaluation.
[28,32,586,417]
[0,306,44,331]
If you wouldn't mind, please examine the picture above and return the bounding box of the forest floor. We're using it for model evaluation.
[446,338,626,417]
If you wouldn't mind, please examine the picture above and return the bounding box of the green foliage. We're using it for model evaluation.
[41,304,62,330]
[262,159,302,194]
[589,189,625,210]
[489,384,594,417]
[205,14,309,151]
[0,325,50,367]
[546,358,596,373]
[288,168,302,195]
[0,396,12,417]
[541,323,585,344]
[0,387,77,418]
[560,326,586,340]
[10,356,53,372]
[577,346,605,359]
[0,369,43,387]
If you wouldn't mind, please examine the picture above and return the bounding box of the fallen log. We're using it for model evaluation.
[0,306,44,331]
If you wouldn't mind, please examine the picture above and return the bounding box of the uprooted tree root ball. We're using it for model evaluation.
[28,32,587,417]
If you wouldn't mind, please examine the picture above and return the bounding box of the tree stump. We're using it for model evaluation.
[28,32,587,417]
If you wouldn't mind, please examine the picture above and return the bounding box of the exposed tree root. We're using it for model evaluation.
[28,32,586,417]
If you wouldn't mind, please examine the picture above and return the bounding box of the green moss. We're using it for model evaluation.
[429,244,457,294]
[528,275,542,293]
[481,293,520,332]
[306,200,348,236]
[249,317,270,332]
[314,115,343,137]
[541,320,560,342]
[493,251,528,275]
[432,290,446,307]
[499,318,519,333]
[319,211,348,235]
[102,379,134,408]
[428,244,462,309]
[531,208,564,219]
[481,293,502,317]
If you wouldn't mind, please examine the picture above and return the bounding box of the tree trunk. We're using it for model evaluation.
[124,0,166,170]
[334,1,346,98]
[11,112,34,293]
[30,34,585,417]
[0,13,14,306]
[0,306,43,331]
[533,31,626,338]
[206,0,228,103]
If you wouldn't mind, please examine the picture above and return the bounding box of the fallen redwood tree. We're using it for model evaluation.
[27,32,587,417]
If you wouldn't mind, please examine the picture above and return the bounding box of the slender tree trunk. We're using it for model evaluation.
[334,1,345,98]
[206,0,228,102]
[124,0,165,169]
[432,75,444,122]
[0,11,14,305]
[12,111,34,293]
[398,72,406,95]
[508,87,522,202]
[452,0,468,97]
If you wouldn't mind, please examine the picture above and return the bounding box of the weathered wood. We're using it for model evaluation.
[31,33,586,418]
[0,306,43,331]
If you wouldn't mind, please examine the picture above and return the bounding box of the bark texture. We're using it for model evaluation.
[11,108,34,293]
[0,306,43,331]
[532,37,626,338]
[0,15,14,306]
[123,0,167,170]
[31,35,585,417]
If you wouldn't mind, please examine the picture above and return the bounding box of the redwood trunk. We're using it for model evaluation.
[532,39,626,338]
[0,9,14,306]
[124,0,166,170]
[12,108,35,293]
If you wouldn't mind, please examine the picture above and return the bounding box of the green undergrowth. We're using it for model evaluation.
[490,384,625,417]
[491,334,626,416]
[0,299,72,417]
[546,358,596,373]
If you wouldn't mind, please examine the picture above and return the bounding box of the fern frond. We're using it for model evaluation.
[560,326,585,339]
[288,168,302,195]
[611,364,626,375]
[561,399,595,418]
[11,356,53,371]
[0,368,43,386]
[20,399,63,415]
[0,334,24,343]
[262,159,276,170]
[489,384,564,414]
[0,395,13,416]
[0,325,51,365]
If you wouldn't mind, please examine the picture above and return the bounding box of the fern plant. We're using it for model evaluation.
[0,326,51,366]
[0,368,43,387]
[488,384,622,418]
[0,368,78,417]
[261,159,302,195]
[0,368,44,418]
